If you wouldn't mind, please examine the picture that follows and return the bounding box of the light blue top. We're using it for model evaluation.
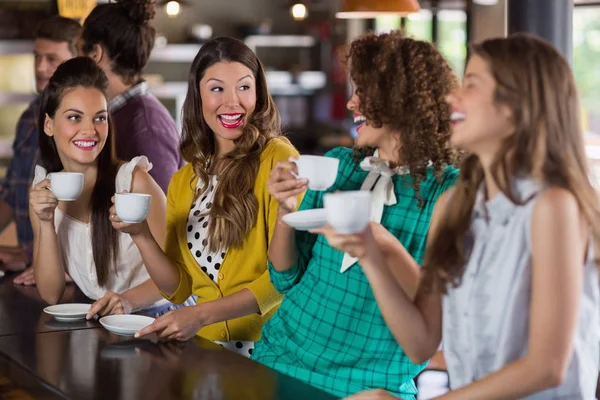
[443,177,600,399]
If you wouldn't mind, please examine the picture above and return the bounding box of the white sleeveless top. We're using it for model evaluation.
[443,177,599,398]
[33,156,168,308]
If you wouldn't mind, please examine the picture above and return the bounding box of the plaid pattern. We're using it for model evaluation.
[109,81,148,113]
[0,97,41,260]
[252,147,458,398]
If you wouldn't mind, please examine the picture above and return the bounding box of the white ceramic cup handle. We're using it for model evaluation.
[288,157,300,179]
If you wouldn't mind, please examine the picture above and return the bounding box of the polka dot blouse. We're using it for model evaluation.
[185,175,254,357]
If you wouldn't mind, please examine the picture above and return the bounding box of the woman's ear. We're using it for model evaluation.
[44,114,54,137]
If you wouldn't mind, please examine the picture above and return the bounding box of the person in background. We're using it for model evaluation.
[251,31,459,398]
[80,0,183,193]
[112,37,298,356]
[0,16,81,286]
[343,34,600,400]
[31,57,191,317]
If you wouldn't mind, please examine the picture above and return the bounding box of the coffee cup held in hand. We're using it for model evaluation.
[48,172,84,201]
[290,155,339,191]
[115,193,151,223]
[324,191,372,234]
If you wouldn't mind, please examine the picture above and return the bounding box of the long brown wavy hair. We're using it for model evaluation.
[345,30,458,202]
[180,37,283,252]
[422,33,600,292]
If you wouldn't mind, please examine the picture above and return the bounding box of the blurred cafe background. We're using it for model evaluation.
[0,0,599,250]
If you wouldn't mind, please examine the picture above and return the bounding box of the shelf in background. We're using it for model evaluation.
[0,40,33,55]
[0,92,36,106]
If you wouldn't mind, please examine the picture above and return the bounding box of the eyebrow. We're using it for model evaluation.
[34,51,58,57]
[206,74,253,84]
[463,73,482,80]
[63,108,107,115]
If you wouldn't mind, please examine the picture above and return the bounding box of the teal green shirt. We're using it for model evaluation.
[252,147,458,398]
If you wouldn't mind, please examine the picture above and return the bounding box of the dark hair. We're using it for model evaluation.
[33,16,82,56]
[345,30,458,204]
[181,37,284,253]
[81,0,156,84]
[38,56,120,287]
[422,33,600,292]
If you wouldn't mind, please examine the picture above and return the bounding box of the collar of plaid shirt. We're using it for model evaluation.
[109,81,148,113]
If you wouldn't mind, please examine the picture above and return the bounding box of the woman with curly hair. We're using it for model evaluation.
[250,30,459,398]
[112,37,299,356]
[344,34,600,400]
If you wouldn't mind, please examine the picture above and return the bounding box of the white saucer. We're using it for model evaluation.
[43,303,91,322]
[99,315,155,337]
[282,208,326,231]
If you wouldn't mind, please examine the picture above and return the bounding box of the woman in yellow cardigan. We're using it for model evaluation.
[109,37,299,356]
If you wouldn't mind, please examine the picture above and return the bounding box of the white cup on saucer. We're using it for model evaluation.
[48,172,84,201]
[115,193,151,223]
[290,155,339,191]
[323,191,372,234]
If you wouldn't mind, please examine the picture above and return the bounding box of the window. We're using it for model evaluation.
[573,5,600,180]
[375,9,466,74]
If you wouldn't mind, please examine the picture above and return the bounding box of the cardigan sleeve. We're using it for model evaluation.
[246,138,300,313]
[159,170,194,304]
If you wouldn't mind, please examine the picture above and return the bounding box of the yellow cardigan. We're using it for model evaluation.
[162,137,299,342]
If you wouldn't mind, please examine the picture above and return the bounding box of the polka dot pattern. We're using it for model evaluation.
[186,175,255,355]
[186,176,225,284]
[215,340,255,358]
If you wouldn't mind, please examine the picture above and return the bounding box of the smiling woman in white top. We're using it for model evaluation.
[30,57,193,317]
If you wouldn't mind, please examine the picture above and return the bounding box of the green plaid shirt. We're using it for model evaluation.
[252,147,458,398]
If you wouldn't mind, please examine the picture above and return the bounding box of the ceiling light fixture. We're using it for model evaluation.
[336,0,420,19]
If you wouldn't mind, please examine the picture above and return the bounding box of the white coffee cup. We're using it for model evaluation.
[115,193,151,223]
[290,155,339,191]
[48,172,84,201]
[324,191,372,234]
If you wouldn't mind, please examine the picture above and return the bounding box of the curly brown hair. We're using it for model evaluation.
[345,30,458,202]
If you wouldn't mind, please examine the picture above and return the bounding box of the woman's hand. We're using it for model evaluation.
[134,305,207,341]
[312,222,400,260]
[109,194,150,237]
[86,291,133,319]
[29,179,58,222]
[267,160,307,214]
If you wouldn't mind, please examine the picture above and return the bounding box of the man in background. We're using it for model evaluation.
[0,16,81,285]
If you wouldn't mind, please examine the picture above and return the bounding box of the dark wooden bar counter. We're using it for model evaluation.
[0,273,338,400]
[0,273,96,337]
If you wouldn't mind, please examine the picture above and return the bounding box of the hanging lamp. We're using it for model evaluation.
[336,0,421,19]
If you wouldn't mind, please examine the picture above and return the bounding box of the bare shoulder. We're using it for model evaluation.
[533,187,580,222]
[531,187,586,246]
[131,167,164,198]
